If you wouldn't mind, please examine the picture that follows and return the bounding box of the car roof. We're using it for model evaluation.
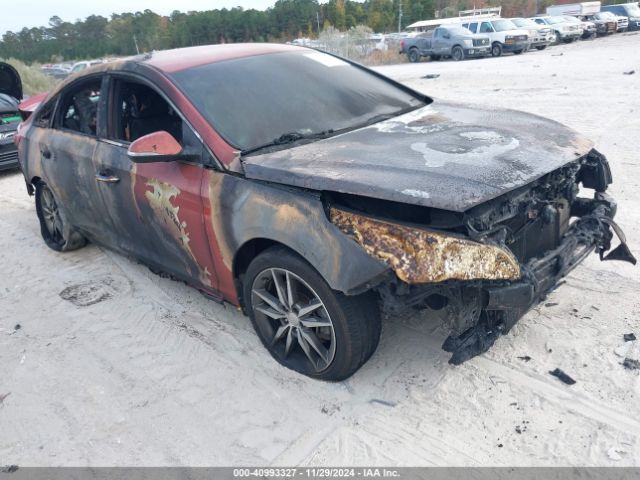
[139,43,309,73]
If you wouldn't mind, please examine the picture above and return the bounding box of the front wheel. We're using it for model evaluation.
[491,42,503,57]
[451,46,465,61]
[35,181,87,252]
[243,247,381,381]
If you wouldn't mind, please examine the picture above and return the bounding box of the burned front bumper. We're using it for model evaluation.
[0,136,19,171]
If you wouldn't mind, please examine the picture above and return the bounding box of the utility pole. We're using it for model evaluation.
[398,0,403,33]
[133,34,140,55]
[317,11,321,34]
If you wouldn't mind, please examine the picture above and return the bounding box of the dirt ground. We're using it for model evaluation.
[1,33,639,467]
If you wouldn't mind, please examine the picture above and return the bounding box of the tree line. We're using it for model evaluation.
[1,0,557,64]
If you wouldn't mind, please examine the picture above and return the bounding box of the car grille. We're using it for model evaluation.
[0,150,19,165]
[473,38,489,46]
[515,35,527,41]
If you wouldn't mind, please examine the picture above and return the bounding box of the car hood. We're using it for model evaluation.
[242,102,593,212]
[0,62,23,103]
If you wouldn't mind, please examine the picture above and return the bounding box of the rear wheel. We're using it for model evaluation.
[451,46,465,61]
[408,48,420,63]
[35,182,86,252]
[491,42,503,57]
[243,247,381,381]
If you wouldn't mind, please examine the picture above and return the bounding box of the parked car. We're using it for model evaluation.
[510,17,555,50]
[546,1,601,17]
[15,44,635,379]
[563,15,597,38]
[582,11,619,35]
[0,62,22,171]
[69,60,103,75]
[400,25,491,62]
[601,3,640,30]
[532,16,583,42]
[459,18,529,56]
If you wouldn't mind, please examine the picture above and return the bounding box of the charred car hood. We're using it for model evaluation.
[0,62,23,104]
[243,102,593,212]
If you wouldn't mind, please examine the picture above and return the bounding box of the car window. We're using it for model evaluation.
[57,79,102,136]
[480,22,494,33]
[171,51,425,153]
[110,79,183,144]
[34,96,57,128]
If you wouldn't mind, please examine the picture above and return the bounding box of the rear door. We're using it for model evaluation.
[92,74,219,290]
[40,75,120,244]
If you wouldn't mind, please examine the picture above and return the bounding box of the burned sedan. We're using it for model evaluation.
[0,62,23,171]
[16,44,635,380]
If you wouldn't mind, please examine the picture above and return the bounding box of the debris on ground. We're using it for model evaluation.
[545,302,558,307]
[623,333,636,342]
[369,398,397,408]
[0,465,18,473]
[622,358,640,370]
[0,392,11,405]
[517,355,532,362]
[549,368,576,385]
[552,53,564,56]
[623,70,635,75]
[422,74,440,79]
[607,447,625,461]
[14,324,20,331]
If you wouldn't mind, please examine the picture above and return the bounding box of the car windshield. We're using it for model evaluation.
[512,18,537,27]
[171,51,425,153]
[492,19,518,31]
[546,17,565,24]
[444,27,473,35]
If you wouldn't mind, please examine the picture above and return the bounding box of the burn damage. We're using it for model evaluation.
[330,207,521,284]
[327,149,635,365]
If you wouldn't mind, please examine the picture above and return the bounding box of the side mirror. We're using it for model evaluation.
[127,130,183,163]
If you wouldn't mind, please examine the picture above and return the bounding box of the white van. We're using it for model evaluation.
[460,18,529,56]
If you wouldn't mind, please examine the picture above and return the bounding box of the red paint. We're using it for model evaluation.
[129,130,182,156]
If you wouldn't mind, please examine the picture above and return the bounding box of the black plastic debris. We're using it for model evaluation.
[423,74,440,79]
[623,70,635,75]
[549,368,576,385]
[623,333,636,342]
[545,302,558,307]
[14,324,20,330]
[623,358,639,370]
[517,355,532,362]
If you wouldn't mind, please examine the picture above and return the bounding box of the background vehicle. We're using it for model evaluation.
[532,16,583,42]
[15,44,635,380]
[69,60,103,75]
[400,25,490,62]
[563,15,597,38]
[582,11,619,35]
[510,17,555,49]
[460,18,529,56]
[546,1,601,16]
[0,62,22,171]
[601,3,640,30]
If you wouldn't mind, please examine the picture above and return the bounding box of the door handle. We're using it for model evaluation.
[95,173,120,183]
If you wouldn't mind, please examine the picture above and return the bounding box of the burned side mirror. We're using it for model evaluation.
[127,130,183,163]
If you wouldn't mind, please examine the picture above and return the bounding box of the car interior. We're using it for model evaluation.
[61,80,101,136]
[114,81,183,144]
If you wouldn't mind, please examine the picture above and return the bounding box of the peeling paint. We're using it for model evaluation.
[330,208,521,284]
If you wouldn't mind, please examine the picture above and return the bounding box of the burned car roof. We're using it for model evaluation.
[243,102,593,212]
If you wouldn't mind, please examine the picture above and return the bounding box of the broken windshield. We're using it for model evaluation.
[170,50,426,152]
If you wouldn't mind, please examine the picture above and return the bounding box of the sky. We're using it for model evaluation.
[1,0,277,35]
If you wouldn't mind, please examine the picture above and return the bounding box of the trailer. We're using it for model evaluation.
[546,2,601,16]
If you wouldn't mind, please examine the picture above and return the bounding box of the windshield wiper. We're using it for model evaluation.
[241,130,334,156]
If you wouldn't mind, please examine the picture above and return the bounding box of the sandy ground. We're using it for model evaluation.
[1,33,639,467]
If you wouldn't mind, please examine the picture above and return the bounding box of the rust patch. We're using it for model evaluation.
[330,208,521,284]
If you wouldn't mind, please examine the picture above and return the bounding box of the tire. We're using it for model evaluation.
[408,48,420,63]
[451,46,465,61]
[491,42,503,57]
[243,247,381,381]
[535,45,547,50]
[35,181,87,252]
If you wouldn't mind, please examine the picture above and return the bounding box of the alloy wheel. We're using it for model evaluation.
[40,187,63,243]
[251,268,336,373]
